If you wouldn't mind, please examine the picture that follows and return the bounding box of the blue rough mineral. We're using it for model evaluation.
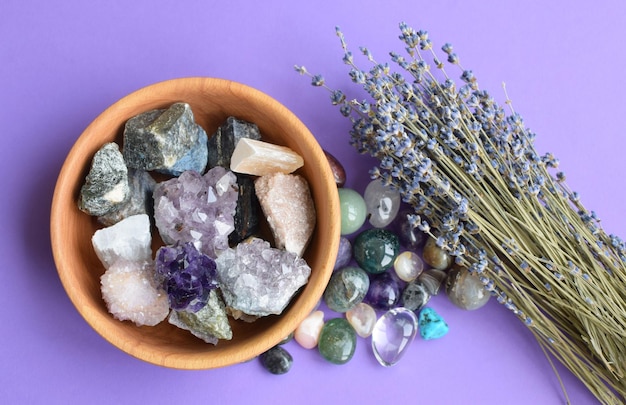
[122,102,208,175]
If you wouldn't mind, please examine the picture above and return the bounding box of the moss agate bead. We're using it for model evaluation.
[318,318,357,365]
[323,266,370,313]
[354,228,400,274]
[338,188,367,235]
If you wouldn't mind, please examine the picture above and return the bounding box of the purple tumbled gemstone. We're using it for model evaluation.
[364,272,401,310]
[155,242,219,312]
[392,206,425,251]
[333,236,353,271]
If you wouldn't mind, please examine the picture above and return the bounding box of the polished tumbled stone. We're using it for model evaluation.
[215,238,311,316]
[255,172,316,257]
[364,179,401,228]
[153,167,238,258]
[260,346,293,375]
[372,307,418,366]
[338,188,367,235]
[333,236,353,271]
[323,150,346,187]
[294,310,324,349]
[318,318,357,365]
[323,266,370,313]
[418,269,448,296]
[98,169,156,226]
[346,302,377,338]
[391,206,426,250]
[445,265,490,310]
[168,290,232,344]
[394,251,424,282]
[364,271,401,310]
[418,307,449,340]
[353,228,400,274]
[123,102,208,175]
[422,237,453,270]
[79,142,130,217]
[400,280,431,312]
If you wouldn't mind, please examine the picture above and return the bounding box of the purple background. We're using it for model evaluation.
[2,1,624,403]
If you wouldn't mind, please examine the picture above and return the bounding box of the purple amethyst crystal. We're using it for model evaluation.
[153,167,238,258]
[155,242,219,312]
[364,272,401,310]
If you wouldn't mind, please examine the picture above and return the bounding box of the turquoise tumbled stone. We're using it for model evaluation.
[324,266,370,313]
[418,307,449,340]
[318,318,357,364]
[338,188,367,235]
[353,228,400,274]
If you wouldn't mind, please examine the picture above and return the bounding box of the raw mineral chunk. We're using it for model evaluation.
[216,238,311,317]
[153,167,238,258]
[207,116,261,168]
[100,260,169,326]
[78,142,130,216]
[155,242,219,312]
[92,214,152,268]
[98,169,156,226]
[168,290,232,344]
[207,117,262,244]
[122,102,208,175]
[255,172,316,256]
[230,138,303,176]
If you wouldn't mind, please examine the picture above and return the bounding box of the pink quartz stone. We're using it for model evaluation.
[254,172,316,257]
[294,310,325,349]
[346,302,377,338]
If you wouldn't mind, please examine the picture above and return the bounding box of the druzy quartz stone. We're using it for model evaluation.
[371,307,418,367]
[215,238,311,317]
[155,242,219,312]
[318,318,357,365]
[153,167,238,258]
[255,172,316,257]
[122,102,208,175]
[353,228,400,274]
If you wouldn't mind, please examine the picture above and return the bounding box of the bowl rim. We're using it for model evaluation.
[50,76,340,369]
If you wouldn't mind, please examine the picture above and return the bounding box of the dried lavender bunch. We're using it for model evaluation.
[297,23,626,404]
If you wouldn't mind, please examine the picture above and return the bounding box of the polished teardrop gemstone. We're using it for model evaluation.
[422,237,452,270]
[418,307,449,340]
[318,318,357,365]
[338,188,367,235]
[393,251,424,282]
[346,302,377,338]
[364,179,401,228]
[371,307,418,367]
[353,228,400,274]
[324,266,370,313]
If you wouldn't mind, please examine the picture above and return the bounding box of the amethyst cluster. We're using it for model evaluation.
[155,242,219,312]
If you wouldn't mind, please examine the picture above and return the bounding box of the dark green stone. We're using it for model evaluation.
[353,228,400,274]
[318,318,357,364]
[323,266,370,313]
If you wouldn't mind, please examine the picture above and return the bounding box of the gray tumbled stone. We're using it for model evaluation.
[79,142,130,216]
[123,103,208,175]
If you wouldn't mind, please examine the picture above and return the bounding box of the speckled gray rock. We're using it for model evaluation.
[123,103,208,175]
[216,237,311,317]
[98,169,156,226]
[400,280,431,312]
[79,142,130,216]
[168,290,232,344]
[207,116,261,169]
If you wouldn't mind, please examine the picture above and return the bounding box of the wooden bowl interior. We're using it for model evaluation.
[50,78,340,369]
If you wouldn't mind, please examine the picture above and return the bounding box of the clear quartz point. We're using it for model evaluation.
[371,307,418,367]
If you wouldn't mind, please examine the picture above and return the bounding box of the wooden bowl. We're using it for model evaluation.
[50,77,340,369]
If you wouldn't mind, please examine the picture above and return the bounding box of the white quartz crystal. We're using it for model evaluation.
[92,214,152,268]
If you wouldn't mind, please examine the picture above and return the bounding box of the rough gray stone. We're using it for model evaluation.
[207,116,261,169]
[98,169,156,226]
[168,290,232,344]
[79,142,130,216]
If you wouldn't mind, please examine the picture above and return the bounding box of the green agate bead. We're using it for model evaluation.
[353,228,400,274]
[338,188,367,235]
[318,318,357,364]
[323,266,370,313]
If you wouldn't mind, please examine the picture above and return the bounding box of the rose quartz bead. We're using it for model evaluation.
[346,302,377,338]
[294,310,325,349]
